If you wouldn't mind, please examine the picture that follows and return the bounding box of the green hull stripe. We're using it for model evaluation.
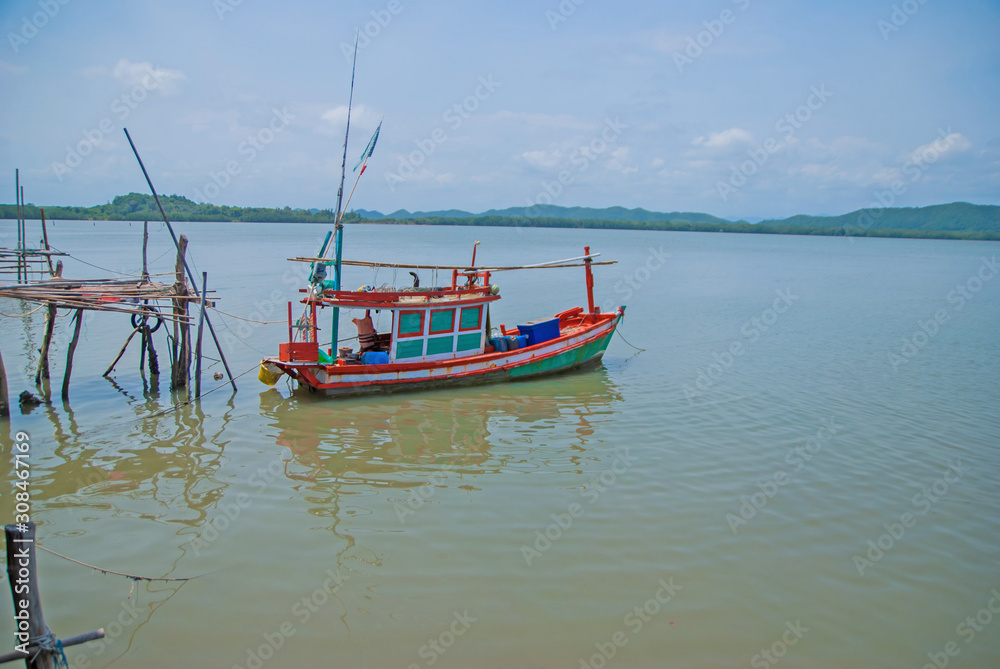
[509,330,613,378]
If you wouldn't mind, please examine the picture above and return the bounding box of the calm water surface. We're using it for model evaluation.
[1,221,998,668]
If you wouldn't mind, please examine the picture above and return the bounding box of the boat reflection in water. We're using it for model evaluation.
[258,367,624,515]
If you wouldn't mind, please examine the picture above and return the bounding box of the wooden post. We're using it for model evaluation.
[3,523,106,667]
[5,523,56,669]
[15,170,22,283]
[0,346,9,418]
[171,235,190,391]
[20,186,27,282]
[34,305,57,385]
[142,221,149,280]
[61,309,83,401]
[194,272,207,398]
[39,209,54,276]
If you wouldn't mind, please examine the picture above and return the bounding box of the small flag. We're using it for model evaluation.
[353,121,381,171]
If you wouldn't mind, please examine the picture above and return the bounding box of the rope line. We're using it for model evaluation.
[614,328,646,352]
[208,306,284,324]
[37,545,203,583]
[0,303,45,318]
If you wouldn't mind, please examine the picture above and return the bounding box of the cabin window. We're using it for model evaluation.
[426,336,454,355]
[429,309,455,335]
[456,333,481,352]
[396,339,424,359]
[397,310,424,338]
[459,305,482,331]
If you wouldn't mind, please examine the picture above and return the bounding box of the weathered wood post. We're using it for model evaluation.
[170,235,191,390]
[5,523,55,669]
[2,523,105,667]
[61,309,84,401]
[39,209,54,276]
[34,305,57,386]
[194,272,208,398]
[0,347,9,418]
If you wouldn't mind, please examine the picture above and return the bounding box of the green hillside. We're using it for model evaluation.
[760,202,1000,234]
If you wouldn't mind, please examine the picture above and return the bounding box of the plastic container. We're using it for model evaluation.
[490,337,508,352]
[506,335,520,351]
[516,335,528,349]
[361,351,390,365]
[517,318,560,346]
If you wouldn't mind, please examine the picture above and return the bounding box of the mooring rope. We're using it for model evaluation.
[207,306,284,324]
[29,626,68,668]
[614,328,646,352]
[37,545,205,586]
[0,303,45,318]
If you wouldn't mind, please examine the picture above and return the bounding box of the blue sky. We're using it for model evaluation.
[1,0,998,219]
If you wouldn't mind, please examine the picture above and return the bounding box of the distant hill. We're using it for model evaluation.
[760,202,1000,234]
[359,204,735,226]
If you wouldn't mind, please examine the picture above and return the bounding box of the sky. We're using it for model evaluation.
[1,0,998,220]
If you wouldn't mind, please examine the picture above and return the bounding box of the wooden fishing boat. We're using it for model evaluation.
[259,247,625,397]
[257,47,623,396]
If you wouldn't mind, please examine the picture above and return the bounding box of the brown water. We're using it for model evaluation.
[1,221,999,668]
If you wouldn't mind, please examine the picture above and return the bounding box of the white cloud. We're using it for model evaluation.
[521,149,563,170]
[607,146,638,174]
[907,132,971,164]
[319,104,380,136]
[82,59,186,96]
[651,157,665,168]
[0,60,27,76]
[693,127,754,149]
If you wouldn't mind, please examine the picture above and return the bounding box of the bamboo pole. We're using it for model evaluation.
[34,305,57,385]
[20,186,27,282]
[103,327,141,377]
[194,272,207,398]
[60,310,83,401]
[123,129,237,393]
